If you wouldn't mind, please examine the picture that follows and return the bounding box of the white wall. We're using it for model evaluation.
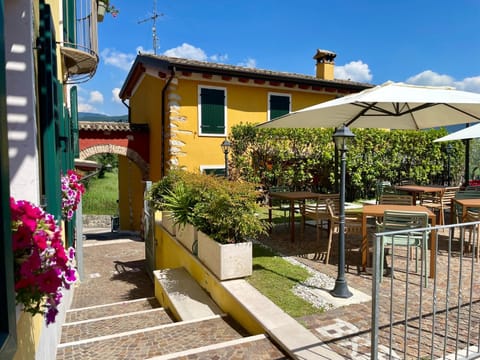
[5,0,41,203]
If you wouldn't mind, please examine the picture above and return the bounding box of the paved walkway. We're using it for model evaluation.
[73,223,480,359]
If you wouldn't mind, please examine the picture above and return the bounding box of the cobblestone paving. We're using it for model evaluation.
[61,308,173,343]
[175,337,289,359]
[66,297,161,322]
[56,316,247,360]
[59,229,287,359]
[260,222,480,359]
[72,236,154,308]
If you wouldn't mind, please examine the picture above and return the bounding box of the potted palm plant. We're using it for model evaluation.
[161,181,200,253]
[190,175,269,280]
[147,169,189,236]
[150,170,269,280]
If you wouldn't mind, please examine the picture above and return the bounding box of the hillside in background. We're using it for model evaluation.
[79,112,128,122]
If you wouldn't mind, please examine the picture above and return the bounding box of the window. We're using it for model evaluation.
[269,93,291,120]
[200,165,225,177]
[199,86,226,136]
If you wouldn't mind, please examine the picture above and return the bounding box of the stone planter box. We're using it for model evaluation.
[175,223,197,254]
[161,211,176,236]
[197,231,252,280]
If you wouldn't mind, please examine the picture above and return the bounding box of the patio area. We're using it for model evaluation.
[257,217,480,359]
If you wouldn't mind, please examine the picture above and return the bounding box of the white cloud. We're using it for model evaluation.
[101,48,135,71]
[89,90,104,104]
[406,70,480,93]
[78,102,97,113]
[163,43,207,61]
[335,61,372,83]
[163,43,230,64]
[112,88,122,103]
[237,58,257,68]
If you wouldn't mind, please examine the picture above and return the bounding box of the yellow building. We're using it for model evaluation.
[119,49,372,181]
[2,0,103,358]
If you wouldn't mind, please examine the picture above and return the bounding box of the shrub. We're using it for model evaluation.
[151,170,269,244]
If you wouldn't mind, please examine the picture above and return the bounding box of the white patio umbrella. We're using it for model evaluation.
[434,123,480,142]
[258,81,480,130]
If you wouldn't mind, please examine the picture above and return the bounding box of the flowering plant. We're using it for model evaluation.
[10,198,77,325]
[61,170,85,221]
[107,4,119,17]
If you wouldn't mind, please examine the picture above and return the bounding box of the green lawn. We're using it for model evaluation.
[249,244,325,317]
[82,171,119,214]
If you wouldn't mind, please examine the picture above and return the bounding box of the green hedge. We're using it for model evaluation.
[229,124,465,200]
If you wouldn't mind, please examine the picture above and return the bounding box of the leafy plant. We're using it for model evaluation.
[151,170,269,243]
[10,198,77,325]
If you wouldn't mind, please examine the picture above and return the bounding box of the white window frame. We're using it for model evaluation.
[268,92,291,121]
[198,85,227,137]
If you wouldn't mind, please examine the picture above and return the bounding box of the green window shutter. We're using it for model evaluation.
[203,168,225,176]
[200,88,225,135]
[71,86,79,158]
[38,3,62,219]
[0,0,18,357]
[63,0,75,44]
[270,94,290,120]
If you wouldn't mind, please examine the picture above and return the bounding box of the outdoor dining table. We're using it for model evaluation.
[268,191,321,242]
[452,198,480,222]
[394,184,446,204]
[361,204,437,278]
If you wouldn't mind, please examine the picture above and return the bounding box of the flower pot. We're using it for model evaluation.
[161,211,176,236]
[97,1,107,22]
[176,223,198,254]
[197,231,252,280]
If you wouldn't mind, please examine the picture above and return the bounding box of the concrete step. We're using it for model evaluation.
[147,334,289,360]
[60,307,173,343]
[66,297,161,322]
[154,268,223,321]
[56,315,249,360]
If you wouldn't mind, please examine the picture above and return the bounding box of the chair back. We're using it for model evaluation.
[376,180,394,203]
[379,194,414,205]
[325,198,339,218]
[380,210,430,245]
[440,186,460,205]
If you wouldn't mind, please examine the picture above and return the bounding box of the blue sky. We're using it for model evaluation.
[78,0,480,116]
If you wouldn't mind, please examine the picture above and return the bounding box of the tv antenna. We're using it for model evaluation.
[138,0,163,55]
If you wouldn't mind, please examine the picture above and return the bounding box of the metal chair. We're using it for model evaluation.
[378,210,430,287]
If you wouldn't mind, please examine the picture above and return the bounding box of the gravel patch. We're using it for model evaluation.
[283,256,336,310]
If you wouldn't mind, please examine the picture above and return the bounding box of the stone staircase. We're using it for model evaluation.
[56,296,288,359]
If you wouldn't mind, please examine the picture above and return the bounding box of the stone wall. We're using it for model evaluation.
[82,215,112,228]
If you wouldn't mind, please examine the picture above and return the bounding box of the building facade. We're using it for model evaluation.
[1,0,102,358]
[119,50,372,182]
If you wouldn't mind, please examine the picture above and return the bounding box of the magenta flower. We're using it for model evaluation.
[61,170,85,221]
[11,197,77,325]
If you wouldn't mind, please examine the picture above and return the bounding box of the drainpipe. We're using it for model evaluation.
[161,67,176,178]
[122,99,130,121]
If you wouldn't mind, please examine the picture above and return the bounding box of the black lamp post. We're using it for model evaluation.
[331,125,354,298]
[446,144,453,186]
[221,139,231,178]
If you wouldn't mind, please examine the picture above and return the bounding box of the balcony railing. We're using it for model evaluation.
[60,0,99,84]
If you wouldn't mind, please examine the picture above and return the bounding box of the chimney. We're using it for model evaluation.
[313,49,336,80]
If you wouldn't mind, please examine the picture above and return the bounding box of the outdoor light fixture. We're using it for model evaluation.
[331,124,355,298]
[221,139,231,178]
[446,144,453,186]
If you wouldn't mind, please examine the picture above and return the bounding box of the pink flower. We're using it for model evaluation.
[61,170,85,221]
[11,197,77,325]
